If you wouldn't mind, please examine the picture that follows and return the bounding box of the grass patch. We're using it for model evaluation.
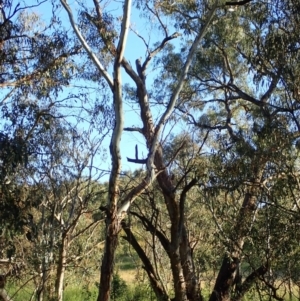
[64,285,98,301]
[6,282,98,301]
[6,282,35,301]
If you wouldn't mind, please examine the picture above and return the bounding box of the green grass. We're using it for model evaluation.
[6,278,300,301]
[6,286,34,301]
[6,282,98,301]
[64,285,98,301]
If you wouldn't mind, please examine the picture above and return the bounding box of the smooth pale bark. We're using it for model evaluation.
[0,289,13,301]
[61,0,132,299]
[98,1,131,300]
[55,233,69,301]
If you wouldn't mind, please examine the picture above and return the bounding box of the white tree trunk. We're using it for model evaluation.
[0,289,14,301]
[55,234,69,301]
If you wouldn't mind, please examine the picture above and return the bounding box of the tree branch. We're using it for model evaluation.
[142,32,181,75]
[59,0,113,89]
[129,211,170,251]
[178,178,198,234]
[225,0,254,5]
[108,0,132,214]
[124,127,143,134]
[115,0,131,63]
[260,72,281,103]
[227,83,262,106]
[127,157,147,164]
[121,221,169,301]
[233,264,268,301]
[148,2,219,179]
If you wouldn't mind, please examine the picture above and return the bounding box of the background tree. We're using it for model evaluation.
[0,1,109,299]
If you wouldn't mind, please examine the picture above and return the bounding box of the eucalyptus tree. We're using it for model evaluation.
[59,0,300,301]
[1,117,107,301]
[0,0,112,228]
[161,0,300,300]
[0,0,81,233]
[26,124,105,301]
[58,0,226,300]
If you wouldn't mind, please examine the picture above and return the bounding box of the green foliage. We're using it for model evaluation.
[111,273,128,301]
[125,284,154,301]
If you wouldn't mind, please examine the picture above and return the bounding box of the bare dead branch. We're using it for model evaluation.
[123,127,143,133]
[225,0,254,5]
[142,32,181,74]
[129,211,170,251]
